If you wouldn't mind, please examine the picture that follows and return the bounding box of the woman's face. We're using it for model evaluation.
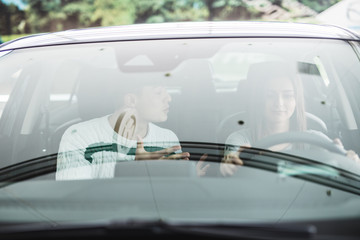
[135,86,171,123]
[264,77,296,124]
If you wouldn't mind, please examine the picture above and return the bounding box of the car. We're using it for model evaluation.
[0,21,360,239]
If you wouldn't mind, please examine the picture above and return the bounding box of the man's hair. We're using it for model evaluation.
[113,71,171,108]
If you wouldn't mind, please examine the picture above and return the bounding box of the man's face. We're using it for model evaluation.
[135,86,171,122]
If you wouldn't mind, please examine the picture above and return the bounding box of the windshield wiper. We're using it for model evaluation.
[0,219,318,240]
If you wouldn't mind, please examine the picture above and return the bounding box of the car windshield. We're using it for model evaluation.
[1,29,360,233]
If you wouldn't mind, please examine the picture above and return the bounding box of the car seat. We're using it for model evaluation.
[50,66,120,152]
[169,59,219,144]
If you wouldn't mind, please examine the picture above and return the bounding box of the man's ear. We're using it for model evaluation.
[124,93,137,108]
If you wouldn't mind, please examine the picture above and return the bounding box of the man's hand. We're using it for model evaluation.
[135,136,190,160]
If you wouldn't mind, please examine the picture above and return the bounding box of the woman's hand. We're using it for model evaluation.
[333,138,360,162]
[135,136,190,161]
[196,154,210,176]
[220,153,243,177]
[220,145,250,177]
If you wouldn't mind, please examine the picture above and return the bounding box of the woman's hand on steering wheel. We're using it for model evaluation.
[333,138,360,163]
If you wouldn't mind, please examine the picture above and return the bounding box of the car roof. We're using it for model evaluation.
[1,21,359,51]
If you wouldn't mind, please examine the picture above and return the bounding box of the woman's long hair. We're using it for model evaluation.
[246,61,307,143]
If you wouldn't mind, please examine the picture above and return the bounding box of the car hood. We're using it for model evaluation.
[1,157,360,225]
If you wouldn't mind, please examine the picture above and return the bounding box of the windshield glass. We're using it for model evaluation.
[1,37,360,226]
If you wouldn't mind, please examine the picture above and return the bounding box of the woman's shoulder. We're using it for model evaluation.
[225,128,252,146]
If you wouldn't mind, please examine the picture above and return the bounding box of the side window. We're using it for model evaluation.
[0,51,17,119]
[48,61,80,131]
[0,73,16,119]
[49,62,79,111]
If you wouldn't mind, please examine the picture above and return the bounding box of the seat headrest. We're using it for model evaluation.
[178,59,216,95]
[77,67,120,120]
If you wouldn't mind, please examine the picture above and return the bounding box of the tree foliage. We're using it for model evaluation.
[92,0,135,26]
[0,0,343,35]
[0,1,26,35]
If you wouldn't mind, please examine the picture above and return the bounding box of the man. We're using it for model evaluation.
[56,69,190,180]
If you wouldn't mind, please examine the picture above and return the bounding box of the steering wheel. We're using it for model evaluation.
[253,131,347,155]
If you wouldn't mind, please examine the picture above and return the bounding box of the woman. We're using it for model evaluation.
[221,61,358,176]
